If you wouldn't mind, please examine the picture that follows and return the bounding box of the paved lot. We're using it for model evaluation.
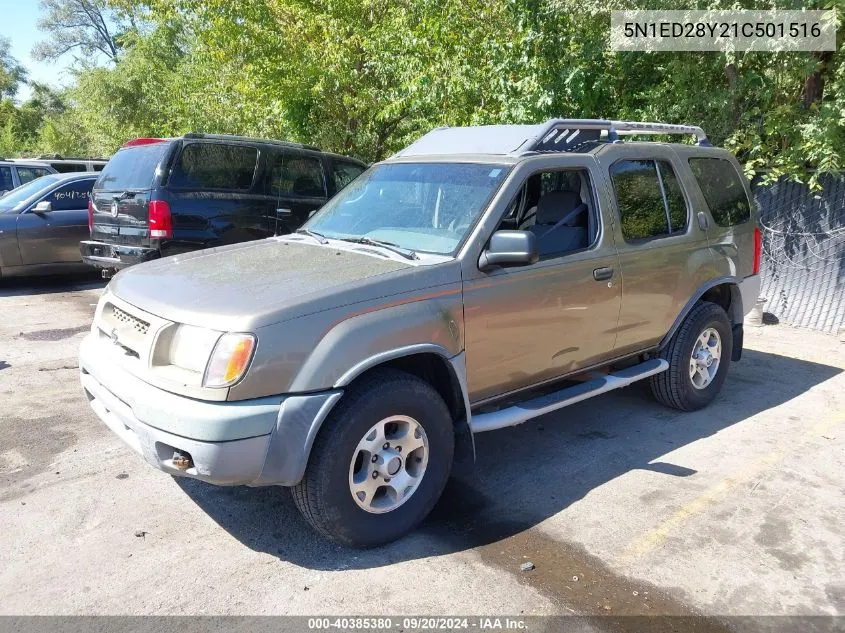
[0,275,843,619]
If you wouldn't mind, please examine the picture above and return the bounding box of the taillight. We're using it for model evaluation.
[149,200,172,238]
[87,198,94,234]
[753,226,762,275]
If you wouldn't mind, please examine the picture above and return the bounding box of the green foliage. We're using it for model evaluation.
[9,0,845,188]
[0,37,27,98]
[33,0,124,62]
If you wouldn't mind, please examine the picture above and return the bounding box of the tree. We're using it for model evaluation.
[0,37,27,98]
[32,0,123,63]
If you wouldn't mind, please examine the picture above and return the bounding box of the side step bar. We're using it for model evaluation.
[470,358,669,434]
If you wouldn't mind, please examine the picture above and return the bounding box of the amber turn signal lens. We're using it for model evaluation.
[203,333,256,388]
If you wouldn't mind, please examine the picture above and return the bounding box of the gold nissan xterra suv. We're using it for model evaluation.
[80,119,762,547]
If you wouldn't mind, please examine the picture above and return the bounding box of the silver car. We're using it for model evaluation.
[80,119,761,547]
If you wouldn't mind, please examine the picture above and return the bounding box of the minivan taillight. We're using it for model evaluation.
[149,200,172,239]
[753,226,762,275]
[87,198,94,235]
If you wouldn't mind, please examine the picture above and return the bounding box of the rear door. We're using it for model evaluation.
[267,150,328,233]
[165,140,270,247]
[596,146,717,355]
[17,178,94,264]
[91,141,174,248]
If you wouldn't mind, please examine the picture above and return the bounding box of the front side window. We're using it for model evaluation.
[0,174,61,212]
[610,159,688,241]
[498,168,597,259]
[270,154,325,197]
[17,167,52,183]
[305,162,509,255]
[45,180,94,211]
[169,142,258,191]
[689,157,751,226]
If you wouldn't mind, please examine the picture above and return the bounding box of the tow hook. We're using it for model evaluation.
[101,268,115,280]
[171,451,193,470]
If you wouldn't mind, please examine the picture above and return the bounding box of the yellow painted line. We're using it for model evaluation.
[616,411,844,566]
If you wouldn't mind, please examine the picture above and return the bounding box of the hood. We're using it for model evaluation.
[108,238,430,331]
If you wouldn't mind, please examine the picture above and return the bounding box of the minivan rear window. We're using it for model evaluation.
[688,158,751,226]
[96,142,171,191]
[169,142,258,191]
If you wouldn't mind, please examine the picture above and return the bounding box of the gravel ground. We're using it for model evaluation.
[0,274,843,619]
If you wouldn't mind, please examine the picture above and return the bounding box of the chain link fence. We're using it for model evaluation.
[753,174,845,334]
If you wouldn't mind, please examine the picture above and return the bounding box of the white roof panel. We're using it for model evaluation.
[395,124,547,157]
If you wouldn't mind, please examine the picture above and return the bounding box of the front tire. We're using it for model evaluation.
[650,301,733,411]
[292,368,454,547]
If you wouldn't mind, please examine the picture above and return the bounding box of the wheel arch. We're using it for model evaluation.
[337,347,475,471]
[659,276,743,351]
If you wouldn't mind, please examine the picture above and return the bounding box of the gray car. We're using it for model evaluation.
[0,173,97,278]
[79,119,761,547]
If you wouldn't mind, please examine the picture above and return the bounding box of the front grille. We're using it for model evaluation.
[111,306,150,336]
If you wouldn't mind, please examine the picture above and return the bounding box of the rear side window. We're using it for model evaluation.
[610,159,688,241]
[688,158,751,226]
[169,142,258,191]
[332,160,365,190]
[269,154,326,197]
[0,166,14,191]
[46,180,93,211]
[97,142,171,191]
[17,166,52,183]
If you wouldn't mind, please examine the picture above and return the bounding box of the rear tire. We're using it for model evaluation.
[650,301,733,411]
[292,368,454,548]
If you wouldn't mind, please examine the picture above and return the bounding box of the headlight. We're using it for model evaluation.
[168,325,222,373]
[203,333,256,388]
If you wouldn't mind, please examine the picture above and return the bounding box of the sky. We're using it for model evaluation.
[1,0,74,102]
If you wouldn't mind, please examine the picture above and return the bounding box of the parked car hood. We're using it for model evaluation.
[108,238,453,331]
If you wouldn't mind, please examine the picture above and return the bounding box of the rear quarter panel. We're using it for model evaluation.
[671,145,758,281]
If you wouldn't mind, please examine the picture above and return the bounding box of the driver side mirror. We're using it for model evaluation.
[478,230,539,271]
[32,200,52,213]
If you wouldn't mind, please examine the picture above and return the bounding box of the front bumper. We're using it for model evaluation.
[79,332,342,486]
[80,240,159,270]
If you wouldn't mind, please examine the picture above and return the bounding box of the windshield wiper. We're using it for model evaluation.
[340,237,418,260]
[295,228,329,244]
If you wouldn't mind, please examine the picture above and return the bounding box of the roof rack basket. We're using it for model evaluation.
[524,119,710,152]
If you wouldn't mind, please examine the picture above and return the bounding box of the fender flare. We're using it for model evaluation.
[659,275,742,350]
[334,344,475,468]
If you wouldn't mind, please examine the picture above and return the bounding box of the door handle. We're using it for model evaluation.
[593,267,614,281]
[697,211,709,231]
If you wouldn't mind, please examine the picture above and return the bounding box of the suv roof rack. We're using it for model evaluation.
[183,132,321,152]
[523,119,710,153]
[396,118,711,158]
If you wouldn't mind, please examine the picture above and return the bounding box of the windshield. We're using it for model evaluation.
[0,174,62,212]
[304,162,509,255]
[95,141,171,191]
